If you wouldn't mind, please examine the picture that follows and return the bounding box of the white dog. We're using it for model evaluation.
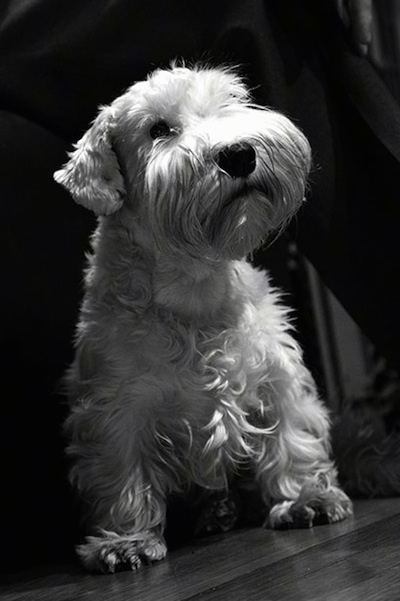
[54,64,352,573]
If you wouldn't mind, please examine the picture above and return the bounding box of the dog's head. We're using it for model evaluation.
[55,64,311,260]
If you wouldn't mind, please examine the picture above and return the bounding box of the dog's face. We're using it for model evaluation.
[55,65,311,260]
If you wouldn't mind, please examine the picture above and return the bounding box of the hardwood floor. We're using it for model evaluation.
[2,499,400,601]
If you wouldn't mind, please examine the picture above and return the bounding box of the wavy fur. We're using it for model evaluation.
[55,65,352,573]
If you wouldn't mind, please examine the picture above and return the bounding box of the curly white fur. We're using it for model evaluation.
[54,63,352,573]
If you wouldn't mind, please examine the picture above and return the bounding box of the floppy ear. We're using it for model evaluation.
[54,105,125,215]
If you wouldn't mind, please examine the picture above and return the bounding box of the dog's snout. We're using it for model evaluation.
[216,143,256,178]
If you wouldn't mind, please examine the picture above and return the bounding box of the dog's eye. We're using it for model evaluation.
[150,120,172,139]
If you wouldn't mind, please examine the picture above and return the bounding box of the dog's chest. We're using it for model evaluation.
[144,302,282,486]
[127,261,285,409]
[144,273,283,420]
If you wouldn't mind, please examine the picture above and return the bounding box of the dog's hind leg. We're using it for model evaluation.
[254,360,353,529]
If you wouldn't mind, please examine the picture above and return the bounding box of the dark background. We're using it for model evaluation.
[1,0,399,571]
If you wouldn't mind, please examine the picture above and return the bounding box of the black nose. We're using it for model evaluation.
[215,143,256,178]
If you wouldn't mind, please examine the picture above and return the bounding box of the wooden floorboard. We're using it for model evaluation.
[1,499,400,601]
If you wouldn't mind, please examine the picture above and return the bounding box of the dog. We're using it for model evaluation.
[54,63,353,573]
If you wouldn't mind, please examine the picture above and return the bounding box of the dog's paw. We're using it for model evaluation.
[266,473,353,530]
[77,529,167,573]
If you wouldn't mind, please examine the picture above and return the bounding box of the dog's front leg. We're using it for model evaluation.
[255,361,353,529]
[66,402,168,573]
[78,522,167,574]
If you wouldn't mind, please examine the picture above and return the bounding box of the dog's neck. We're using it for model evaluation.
[100,210,238,323]
[152,254,233,323]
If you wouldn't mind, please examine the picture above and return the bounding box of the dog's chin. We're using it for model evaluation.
[203,189,271,261]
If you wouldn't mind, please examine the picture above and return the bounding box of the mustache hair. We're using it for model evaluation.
[140,126,310,260]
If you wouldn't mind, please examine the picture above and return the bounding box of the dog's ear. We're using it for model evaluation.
[54,105,125,215]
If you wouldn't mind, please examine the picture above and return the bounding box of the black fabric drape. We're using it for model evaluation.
[1,0,399,569]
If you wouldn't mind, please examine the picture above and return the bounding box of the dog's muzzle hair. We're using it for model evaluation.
[141,107,311,261]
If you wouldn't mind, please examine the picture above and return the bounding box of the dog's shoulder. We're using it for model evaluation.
[230,259,278,304]
[229,259,292,333]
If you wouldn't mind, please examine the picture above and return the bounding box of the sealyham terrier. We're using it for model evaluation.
[54,64,352,573]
